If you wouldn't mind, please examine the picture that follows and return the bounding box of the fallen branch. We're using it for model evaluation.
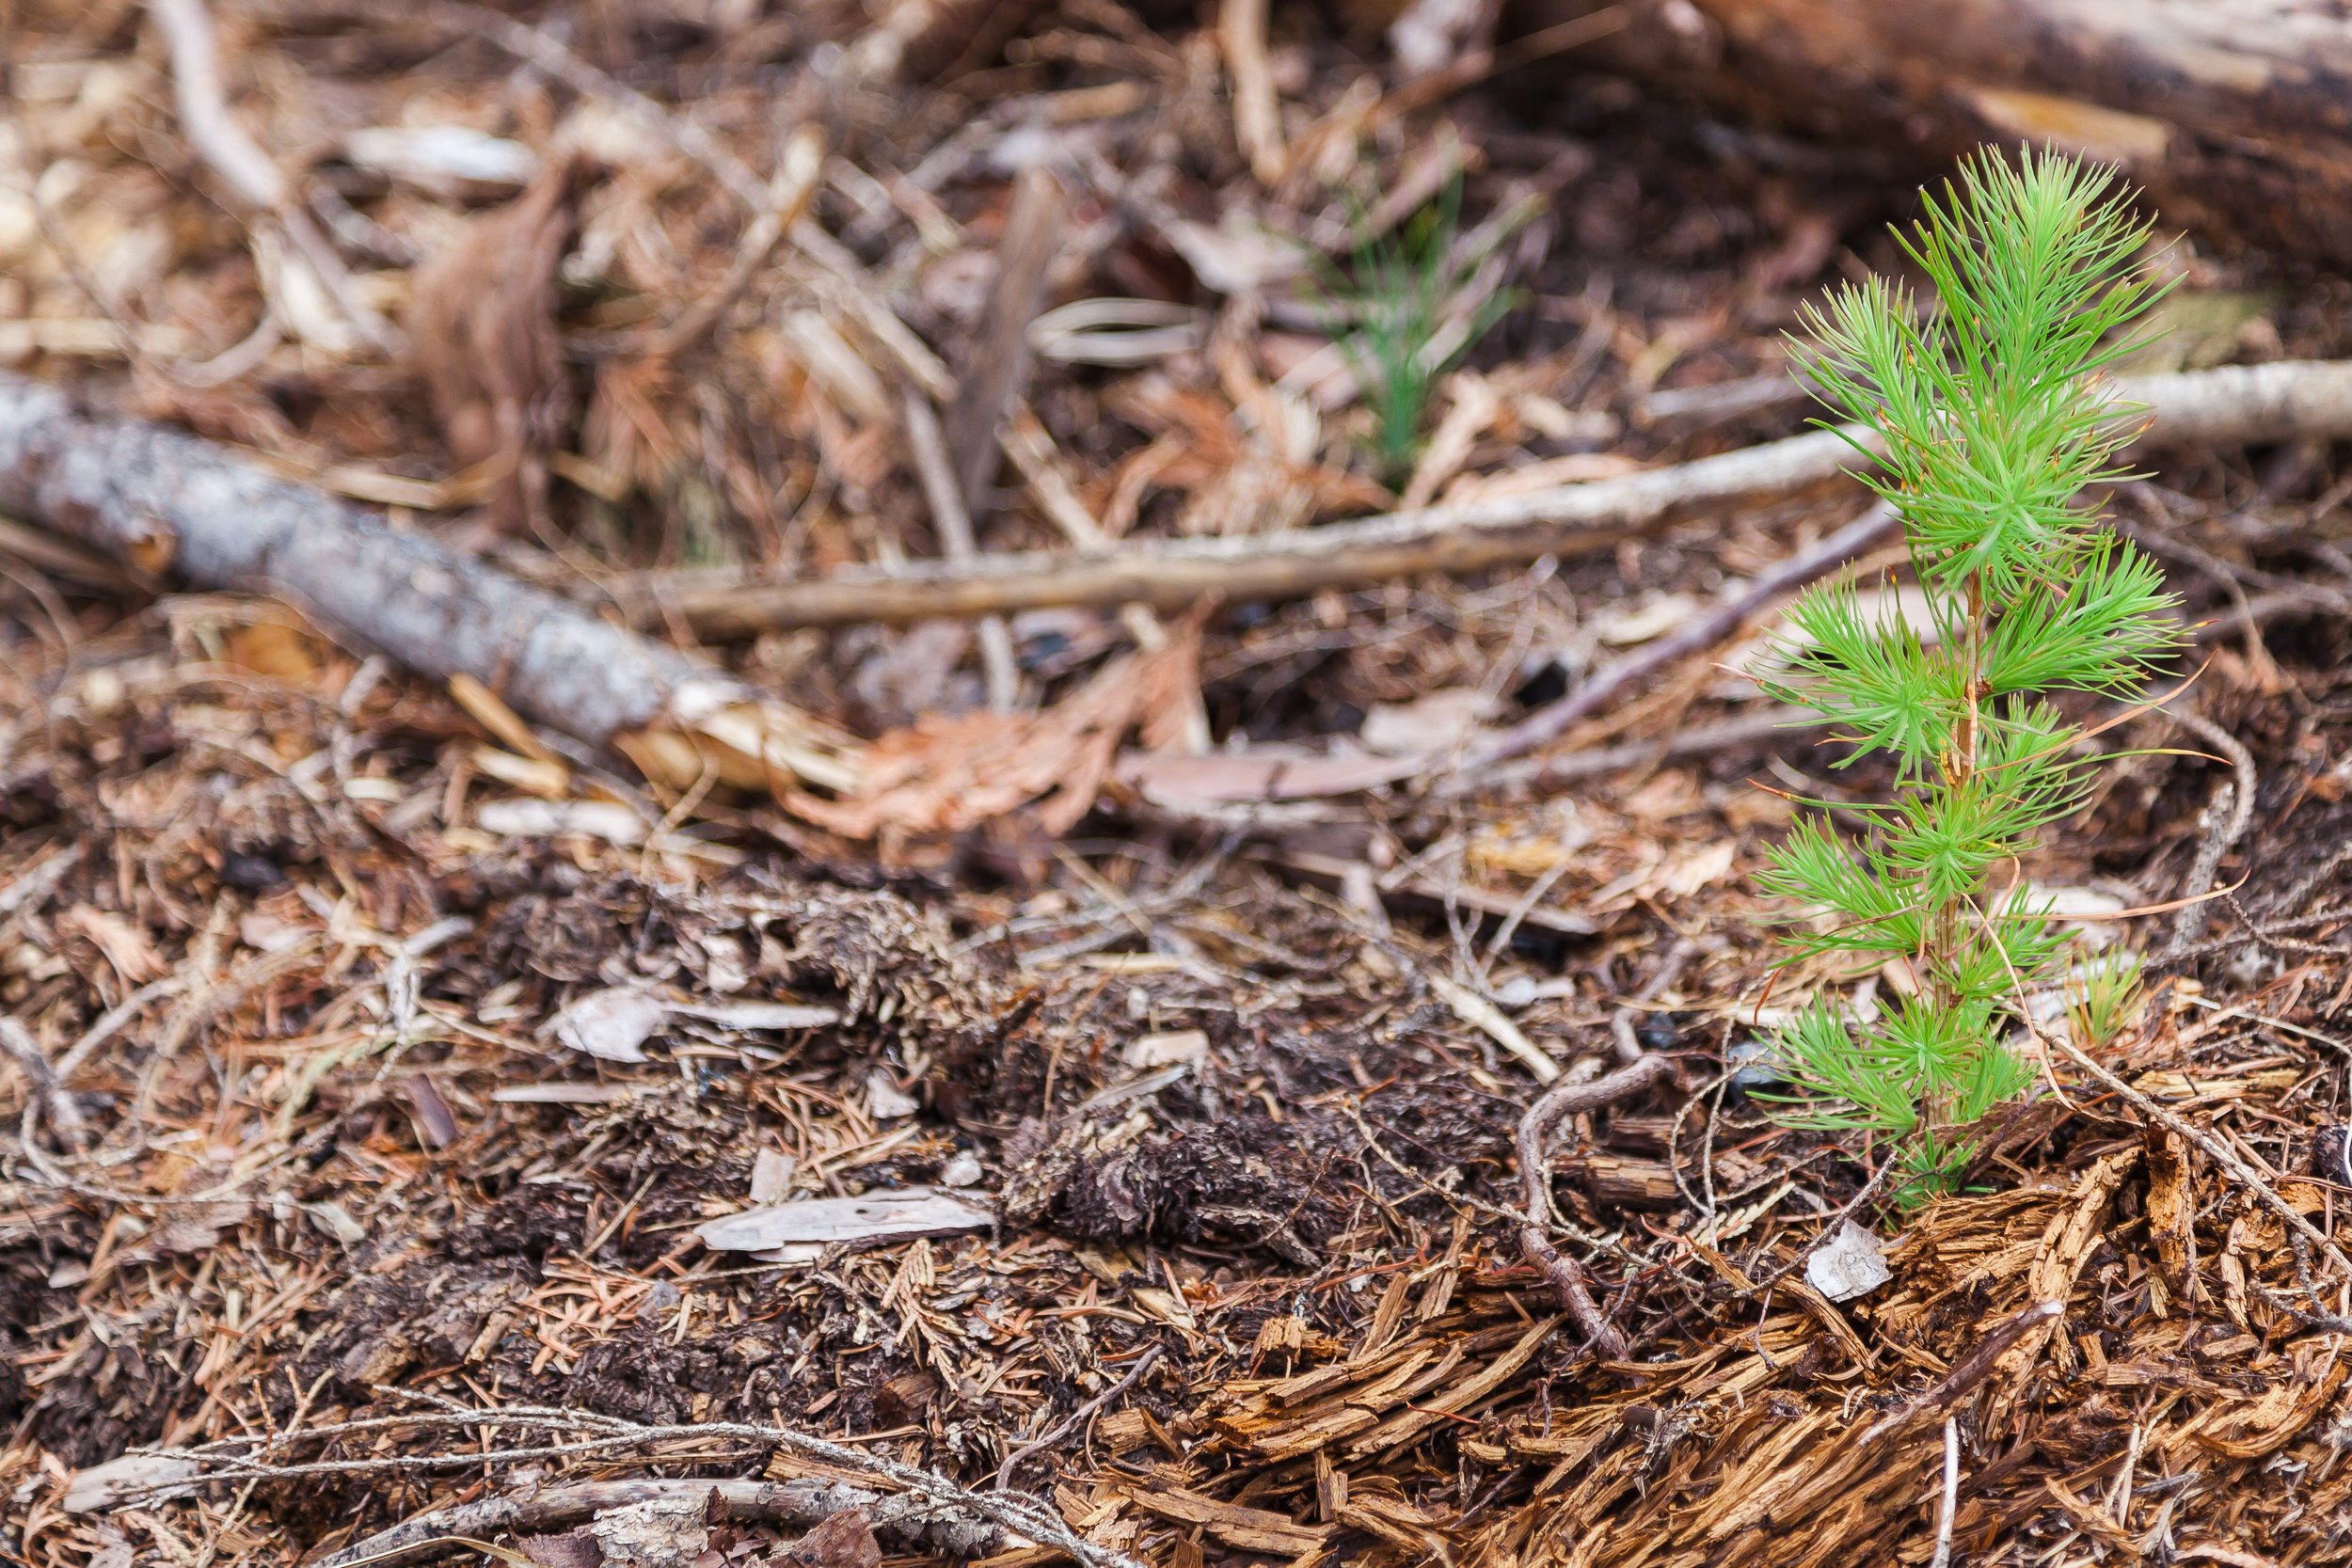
[107,1401,1144,1568]
[668,359,2352,633]
[316,1479,967,1568]
[1548,0,2352,267]
[0,372,858,795]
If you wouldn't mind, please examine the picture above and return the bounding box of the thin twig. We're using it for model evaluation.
[0,843,84,921]
[417,0,947,400]
[1444,503,1897,784]
[647,127,824,359]
[54,975,187,1083]
[903,389,1021,710]
[2276,841,2352,921]
[664,360,2352,633]
[148,0,397,351]
[995,1344,1163,1488]
[421,0,761,206]
[1341,1099,1650,1268]
[1858,1299,2062,1446]
[1928,1418,1961,1568]
[1,1017,86,1149]
[1511,945,1700,1352]
[148,0,287,209]
[2161,707,2257,959]
[1517,1055,1675,1354]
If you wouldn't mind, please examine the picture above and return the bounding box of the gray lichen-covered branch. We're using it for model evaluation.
[0,372,857,792]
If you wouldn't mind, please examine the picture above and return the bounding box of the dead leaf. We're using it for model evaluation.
[1160,214,1308,295]
[225,620,326,681]
[61,907,166,985]
[406,153,593,529]
[344,125,539,198]
[1660,841,1738,897]
[1126,1030,1209,1069]
[1115,747,1421,806]
[1359,689,1494,755]
[1962,86,2171,168]
[790,622,1200,840]
[1592,594,1703,647]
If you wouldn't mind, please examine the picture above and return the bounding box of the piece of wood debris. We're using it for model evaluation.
[695,1188,996,1254]
[1125,1484,1330,1557]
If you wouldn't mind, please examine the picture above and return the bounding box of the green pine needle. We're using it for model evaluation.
[1760,148,2183,1203]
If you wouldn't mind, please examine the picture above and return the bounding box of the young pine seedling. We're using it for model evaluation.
[1309,177,1530,483]
[1758,149,2183,1198]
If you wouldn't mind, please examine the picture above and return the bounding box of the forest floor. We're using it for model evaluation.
[8,3,2352,1567]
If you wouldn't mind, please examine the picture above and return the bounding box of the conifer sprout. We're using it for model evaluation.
[1757,149,2184,1199]
[1310,177,1534,483]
